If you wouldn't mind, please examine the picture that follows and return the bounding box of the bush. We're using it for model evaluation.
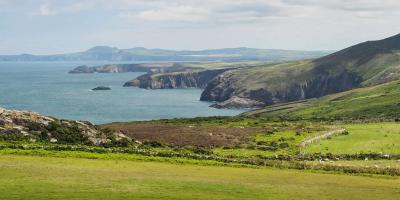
[341,130,350,135]
[191,147,212,155]
[279,142,289,149]
[47,121,89,144]
[142,141,163,148]
[0,132,29,141]
[256,145,278,151]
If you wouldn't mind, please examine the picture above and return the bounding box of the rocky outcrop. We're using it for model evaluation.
[69,65,95,73]
[210,96,265,109]
[124,68,231,89]
[0,108,132,146]
[92,86,111,90]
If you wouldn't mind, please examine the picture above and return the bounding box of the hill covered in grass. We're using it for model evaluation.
[244,80,400,120]
[201,34,400,108]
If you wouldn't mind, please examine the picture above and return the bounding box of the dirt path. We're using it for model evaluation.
[300,128,346,147]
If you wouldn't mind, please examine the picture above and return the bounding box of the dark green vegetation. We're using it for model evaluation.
[245,80,400,120]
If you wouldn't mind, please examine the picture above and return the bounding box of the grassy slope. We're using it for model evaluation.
[1,154,400,200]
[215,60,314,92]
[244,80,400,120]
[304,123,400,154]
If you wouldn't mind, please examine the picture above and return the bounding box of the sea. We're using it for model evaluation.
[0,62,243,124]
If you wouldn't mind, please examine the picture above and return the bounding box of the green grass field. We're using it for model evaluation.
[1,154,400,200]
[304,123,400,154]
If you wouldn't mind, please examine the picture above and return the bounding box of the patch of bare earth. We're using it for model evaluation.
[102,123,264,147]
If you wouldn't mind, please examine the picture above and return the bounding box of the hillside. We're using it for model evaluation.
[243,80,400,120]
[201,33,400,108]
[0,46,330,62]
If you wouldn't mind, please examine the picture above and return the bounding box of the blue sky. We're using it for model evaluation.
[1,0,400,54]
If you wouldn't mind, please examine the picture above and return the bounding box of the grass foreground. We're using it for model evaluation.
[1,153,400,200]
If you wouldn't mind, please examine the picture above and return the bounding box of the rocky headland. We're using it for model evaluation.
[123,68,231,89]
[0,107,132,146]
[69,63,203,74]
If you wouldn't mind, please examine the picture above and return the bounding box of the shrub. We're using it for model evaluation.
[341,130,350,135]
[142,141,163,148]
[279,142,289,149]
[47,121,89,144]
[256,141,269,146]
[191,147,212,155]
[256,145,278,151]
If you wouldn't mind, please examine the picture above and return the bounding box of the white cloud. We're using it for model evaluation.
[283,0,400,12]
[38,4,56,16]
[137,5,210,22]
[2,0,400,54]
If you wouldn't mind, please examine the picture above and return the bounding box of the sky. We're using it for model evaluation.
[1,0,400,55]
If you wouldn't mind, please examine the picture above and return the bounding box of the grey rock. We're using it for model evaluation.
[92,86,111,90]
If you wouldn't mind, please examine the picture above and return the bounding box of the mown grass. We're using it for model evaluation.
[1,153,400,200]
[305,123,400,154]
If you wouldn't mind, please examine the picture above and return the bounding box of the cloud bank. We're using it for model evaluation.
[0,0,400,54]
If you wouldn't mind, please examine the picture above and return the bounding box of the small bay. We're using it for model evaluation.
[0,62,243,124]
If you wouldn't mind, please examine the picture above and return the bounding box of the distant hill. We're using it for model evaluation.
[200,33,400,108]
[0,46,331,62]
[243,80,400,120]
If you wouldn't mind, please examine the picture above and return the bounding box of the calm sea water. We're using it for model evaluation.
[0,62,243,124]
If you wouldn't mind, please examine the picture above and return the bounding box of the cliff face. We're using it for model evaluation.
[200,69,363,108]
[123,69,231,89]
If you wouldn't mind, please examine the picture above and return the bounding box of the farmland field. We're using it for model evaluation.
[1,154,400,200]
[304,123,400,154]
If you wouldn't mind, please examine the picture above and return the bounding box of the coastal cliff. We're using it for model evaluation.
[69,63,203,74]
[123,68,231,89]
[200,34,400,108]
[200,68,362,108]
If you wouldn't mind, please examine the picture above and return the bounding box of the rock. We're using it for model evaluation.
[50,138,58,143]
[210,96,265,109]
[0,107,134,146]
[92,86,111,91]
[0,118,6,126]
[123,68,231,89]
[68,65,94,73]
